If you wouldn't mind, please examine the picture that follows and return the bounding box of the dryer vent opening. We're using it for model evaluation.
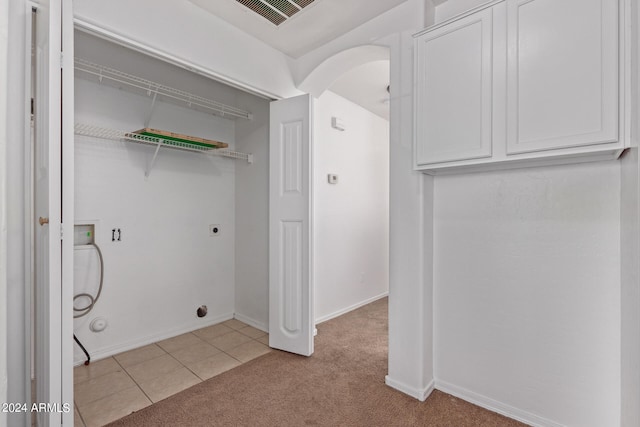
[197,305,208,318]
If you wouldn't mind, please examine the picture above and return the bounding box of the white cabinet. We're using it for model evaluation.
[414,0,628,174]
[415,8,493,165]
[506,0,619,154]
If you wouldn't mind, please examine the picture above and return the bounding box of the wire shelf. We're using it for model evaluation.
[74,58,253,121]
[75,123,253,166]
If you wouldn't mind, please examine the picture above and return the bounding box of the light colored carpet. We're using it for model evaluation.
[107,298,525,426]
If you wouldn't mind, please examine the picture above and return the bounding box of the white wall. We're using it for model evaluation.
[386,29,435,400]
[429,2,638,426]
[433,162,621,427]
[621,149,640,427]
[621,2,640,424]
[0,0,9,424]
[73,75,238,363]
[313,91,389,323]
[386,28,435,402]
[233,92,270,331]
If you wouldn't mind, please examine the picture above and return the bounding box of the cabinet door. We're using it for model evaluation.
[415,8,493,166]
[506,0,618,154]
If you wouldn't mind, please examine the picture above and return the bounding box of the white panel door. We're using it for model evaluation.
[415,7,493,165]
[33,0,74,425]
[506,0,619,154]
[269,94,314,356]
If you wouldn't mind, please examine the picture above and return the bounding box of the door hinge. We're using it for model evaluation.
[60,223,64,240]
[60,52,64,69]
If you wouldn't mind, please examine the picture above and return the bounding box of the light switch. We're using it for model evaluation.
[328,174,338,184]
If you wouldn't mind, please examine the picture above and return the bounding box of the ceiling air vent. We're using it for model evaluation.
[236,0,316,26]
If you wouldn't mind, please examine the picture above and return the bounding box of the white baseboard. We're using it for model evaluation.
[315,291,389,324]
[233,312,268,333]
[385,376,435,402]
[73,311,234,366]
[435,380,565,427]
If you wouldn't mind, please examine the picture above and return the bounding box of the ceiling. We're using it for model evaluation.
[79,1,450,122]
[329,60,390,121]
[188,0,408,58]
[186,0,402,119]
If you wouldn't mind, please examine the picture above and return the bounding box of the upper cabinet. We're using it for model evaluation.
[415,8,493,165]
[414,0,629,174]
[506,0,619,154]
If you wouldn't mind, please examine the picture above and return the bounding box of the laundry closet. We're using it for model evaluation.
[70,29,390,364]
[72,31,272,364]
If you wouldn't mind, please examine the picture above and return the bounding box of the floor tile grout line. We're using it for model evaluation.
[236,329,268,340]
[155,332,206,353]
[75,370,143,410]
[175,343,243,378]
[223,349,244,364]
[73,323,270,421]
[223,336,272,363]
[212,338,256,357]
[193,328,238,342]
[73,358,128,387]
[112,356,154,406]
[152,329,249,380]
[167,335,225,357]
[74,399,88,427]
[121,362,185,401]
[113,344,168,371]
[81,385,152,427]
[162,348,206,384]
[124,352,184,383]
[124,338,227,387]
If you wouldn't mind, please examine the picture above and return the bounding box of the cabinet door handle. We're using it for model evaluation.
[39,217,49,226]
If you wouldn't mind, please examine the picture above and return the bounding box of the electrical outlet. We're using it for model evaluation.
[209,224,221,236]
[111,228,122,242]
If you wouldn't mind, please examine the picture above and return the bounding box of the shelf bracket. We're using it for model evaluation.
[145,142,163,178]
[144,90,159,128]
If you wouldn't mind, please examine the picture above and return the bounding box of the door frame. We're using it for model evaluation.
[29,1,74,424]
[61,0,75,423]
[24,2,35,418]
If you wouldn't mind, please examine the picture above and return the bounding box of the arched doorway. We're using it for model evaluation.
[303,45,391,345]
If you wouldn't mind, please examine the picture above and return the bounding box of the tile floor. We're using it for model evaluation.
[73,319,271,427]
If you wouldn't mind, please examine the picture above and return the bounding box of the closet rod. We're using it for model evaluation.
[74,58,253,121]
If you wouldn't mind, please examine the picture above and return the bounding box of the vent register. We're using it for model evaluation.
[236,0,315,25]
